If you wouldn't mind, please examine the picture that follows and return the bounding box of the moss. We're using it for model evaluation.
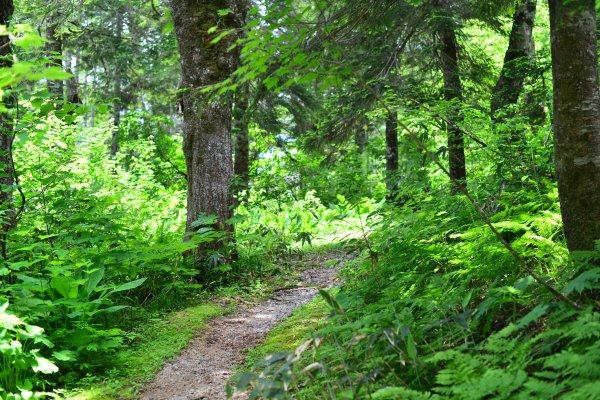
[242,296,330,370]
[65,303,228,400]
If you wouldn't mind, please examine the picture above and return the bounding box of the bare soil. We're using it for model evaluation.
[139,254,343,400]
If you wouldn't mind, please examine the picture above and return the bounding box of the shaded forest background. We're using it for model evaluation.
[0,0,599,399]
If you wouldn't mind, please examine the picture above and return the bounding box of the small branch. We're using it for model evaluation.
[405,96,489,149]
[154,139,188,181]
[272,285,304,292]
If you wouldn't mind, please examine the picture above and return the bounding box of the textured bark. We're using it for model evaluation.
[45,20,64,98]
[65,51,81,105]
[110,9,124,156]
[385,113,399,200]
[439,15,466,192]
[170,0,246,257]
[549,0,600,251]
[0,0,15,261]
[233,90,250,204]
[490,0,536,126]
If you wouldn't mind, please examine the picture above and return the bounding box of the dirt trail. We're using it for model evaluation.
[139,256,342,400]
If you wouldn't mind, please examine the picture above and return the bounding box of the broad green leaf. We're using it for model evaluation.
[32,355,59,374]
[42,67,73,81]
[53,350,76,361]
[112,278,146,293]
[83,268,105,295]
[50,275,80,299]
[406,330,418,360]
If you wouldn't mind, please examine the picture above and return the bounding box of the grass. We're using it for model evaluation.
[64,303,228,400]
[243,296,331,369]
[64,244,348,399]
[227,290,338,398]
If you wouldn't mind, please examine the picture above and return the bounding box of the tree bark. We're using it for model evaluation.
[549,0,600,251]
[0,0,15,261]
[233,89,250,204]
[45,19,64,98]
[439,15,466,193]
[490,0,536,126]
[170,0,246,258]
[110,9,124,156]
[385,112,399,201]
[64,50,81,105]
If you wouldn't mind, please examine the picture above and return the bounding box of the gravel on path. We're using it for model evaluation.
[139,258,341,400]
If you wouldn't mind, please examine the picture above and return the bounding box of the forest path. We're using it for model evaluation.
[139,253,343,400]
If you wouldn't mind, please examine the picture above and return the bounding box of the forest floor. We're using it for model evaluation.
[138,252,344,400]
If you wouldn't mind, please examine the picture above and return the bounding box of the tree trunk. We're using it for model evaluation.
[0,0,15,262]
[111,9,124,156]
[233,89,250,204]
[491,0,536,119]
[490,0,536,126]
[45,20,64,98]
[355,124,368,154]
[170,0,245,259]
[549,0,600,251]
[385,113,399,201]
[439,14,466,193]
[65,51,81,105]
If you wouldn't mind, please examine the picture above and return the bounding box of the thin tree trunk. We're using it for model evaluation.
[65,51,81,105]
[439,12,466,193]
[491,0,536,121]
[0,0,15,262]
[45,19,64,98]
[355,124,368,154]
[170,0,246,259]
[233,89,250,204]
[549,0,600,251]
[111,9,124,156]
[385,112,399,201]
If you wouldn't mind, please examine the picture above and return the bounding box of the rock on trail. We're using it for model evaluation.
[139,260,340,400]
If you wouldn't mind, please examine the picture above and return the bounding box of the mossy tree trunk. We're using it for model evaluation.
[233,88,250,205]
[438,7,466,193]
[0,0,15,261]
[490,0,536,131]
[549,0,600,251]
[170,0,246,259]
[45,16,64,98]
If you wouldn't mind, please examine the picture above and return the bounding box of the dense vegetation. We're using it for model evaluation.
[0,0,599,399]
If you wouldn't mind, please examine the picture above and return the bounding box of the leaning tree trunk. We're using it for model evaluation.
[490,0,536,130]
[385,112,399,201]
[0,0,15,262]
[549,0,600,252]
[439,15,466,193]
[170,0,245,259]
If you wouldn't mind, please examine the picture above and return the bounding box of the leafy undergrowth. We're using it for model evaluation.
[0,112,368,400]
[232,182,600,399]
[63,244,351,400]
[64,303,227,400]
